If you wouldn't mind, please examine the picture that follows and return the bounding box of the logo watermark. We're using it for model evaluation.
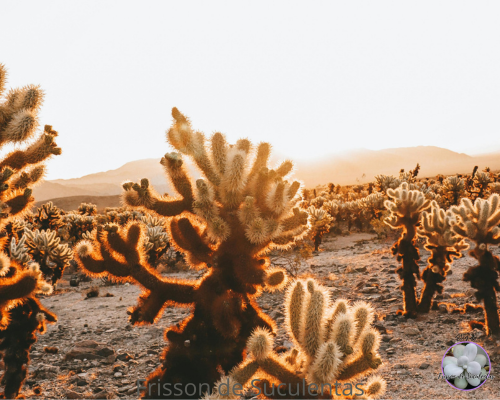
[441,341,492,391]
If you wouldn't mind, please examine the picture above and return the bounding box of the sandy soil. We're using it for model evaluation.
[17,232,500,399]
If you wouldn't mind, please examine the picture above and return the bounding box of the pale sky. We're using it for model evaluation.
[1,1,500,180]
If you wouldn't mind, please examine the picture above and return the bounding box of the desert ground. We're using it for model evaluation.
[19,232,500,400]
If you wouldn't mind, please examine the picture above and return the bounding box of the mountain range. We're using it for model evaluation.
[33,146,500,208]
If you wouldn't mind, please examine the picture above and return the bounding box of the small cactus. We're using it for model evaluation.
[209,278,385,399]
[307,206,333,252]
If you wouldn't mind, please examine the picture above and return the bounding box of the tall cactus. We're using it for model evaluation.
[75,108,309,398]
[0,64,61,398]
[384,183,431,318]
[417,201,468,312]
[449,194,500,335]
[207,278,385,399]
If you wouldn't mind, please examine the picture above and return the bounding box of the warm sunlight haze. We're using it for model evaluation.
[2,1,500,180]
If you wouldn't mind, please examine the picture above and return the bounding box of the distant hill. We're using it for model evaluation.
[33,146,500,203]
[34,195,122,212]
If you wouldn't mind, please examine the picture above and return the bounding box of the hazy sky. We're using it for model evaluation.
[2,1,500,180]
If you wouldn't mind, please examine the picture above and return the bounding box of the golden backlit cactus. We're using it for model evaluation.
[449,194,500,335]
[308,206,333,251]
[0,64,61,399]
[384,182,431,317]
[23,228,73,285]
[75,108,309,399]
[416,201,468,312]
[441,176,465,207]
[208,278,385,399]
[472,171,492,199]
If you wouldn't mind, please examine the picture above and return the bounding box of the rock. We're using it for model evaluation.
[113,363,126,372]
[65,340,115,361]
[76,378,88,386]
[419,363,430,370]
[114,372,123,378]
[382,335,393,342]
[374,323,387,334]
[127,387,138,395]
[116,353,133,362]
[355,266,367,273]
[65,390,83,399]
[403,327,420,336]
[438,304,448,313]
[118,385,135,394]
[446,339,455,346]
[91,390,117,399]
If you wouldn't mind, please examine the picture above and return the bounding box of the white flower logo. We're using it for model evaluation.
[443,343,489,389]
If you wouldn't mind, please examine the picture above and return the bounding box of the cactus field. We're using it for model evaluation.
[2,30,500,399]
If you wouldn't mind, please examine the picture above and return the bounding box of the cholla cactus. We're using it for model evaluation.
[75,108,309,398]
[209,278,385,399]
[374,175,401,193]
[105,209,143,226]
[32,201,65,232]
[472,172,492,199]
[323,200,339,219]
[361,193,385,225]
[310,196,327,208]
[384,182,431,317]
[78,202,97,216]
[441,176,465,207]
[0,64,61,398]
[61,212,96,244]
[23,228,73,285]
[143,225,170,266]
[308,206,333,252]
[489,182,500,195]
[449,194,500,335]
[417,201,468,312]
[464,166,479,197]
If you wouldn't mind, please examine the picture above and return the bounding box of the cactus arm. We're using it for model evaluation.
[75,224,196,324]
[244,142,271,194]
[229,360,259,386]
[169,218,213,265]
[0,126,60,172]
[257,356,303,386]
[0,269,38,304]
[122,175,194,217]
[4,188,34,216]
